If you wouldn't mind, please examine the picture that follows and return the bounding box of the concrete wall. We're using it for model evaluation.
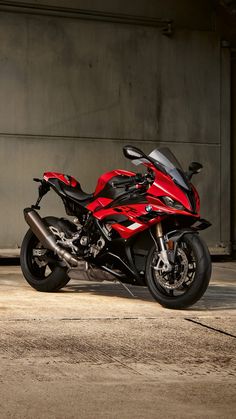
[0,1,231,253]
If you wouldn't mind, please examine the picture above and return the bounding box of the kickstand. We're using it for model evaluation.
[115,280,136,298]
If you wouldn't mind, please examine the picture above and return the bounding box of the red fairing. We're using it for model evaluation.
[93,203,164,239]
[94,169,135,195]
[86,163,199,239]
[191,183,200,213]
[87,197,112,212]
[111,222,146,239]
[148,171,192,212]
[92,196,199,240]
[44,172,78,187]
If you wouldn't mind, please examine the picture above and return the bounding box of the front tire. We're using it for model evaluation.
[20,216,70,292]
[145,233,211,309]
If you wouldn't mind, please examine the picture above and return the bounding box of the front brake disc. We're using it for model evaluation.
[153,248,189,290]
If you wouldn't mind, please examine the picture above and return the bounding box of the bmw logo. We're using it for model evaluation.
[145,205,153,213]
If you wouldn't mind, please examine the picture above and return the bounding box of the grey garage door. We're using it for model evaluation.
[0,10,230,253]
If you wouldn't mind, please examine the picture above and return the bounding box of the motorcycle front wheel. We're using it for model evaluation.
[145,233,211,309]
[20,216,70,292]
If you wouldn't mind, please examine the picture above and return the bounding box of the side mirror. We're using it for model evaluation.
[186,162,203,180]
[123,145,145,160]
[188,162,203,174]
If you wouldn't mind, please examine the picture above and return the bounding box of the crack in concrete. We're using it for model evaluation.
[0,317,160,322]
[185,318,236,339]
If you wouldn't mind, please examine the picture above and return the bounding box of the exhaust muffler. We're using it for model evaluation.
[24,208,78,267]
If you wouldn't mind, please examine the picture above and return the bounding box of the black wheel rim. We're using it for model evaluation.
[27,234,57,281]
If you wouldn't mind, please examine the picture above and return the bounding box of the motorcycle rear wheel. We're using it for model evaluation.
[145,233,211,309]
[20,216,70,292]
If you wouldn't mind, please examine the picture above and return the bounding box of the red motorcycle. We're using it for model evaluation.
[20,145,212,309]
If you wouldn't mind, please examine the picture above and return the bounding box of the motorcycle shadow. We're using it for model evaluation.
[190,283,236,311]
[64,280,155,302]
[63,279,236,311]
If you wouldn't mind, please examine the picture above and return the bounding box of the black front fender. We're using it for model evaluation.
[165,218,211,243]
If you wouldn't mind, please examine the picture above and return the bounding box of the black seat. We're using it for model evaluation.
[62,184,94,204]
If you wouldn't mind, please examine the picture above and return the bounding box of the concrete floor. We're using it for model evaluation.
[0,263,236,419]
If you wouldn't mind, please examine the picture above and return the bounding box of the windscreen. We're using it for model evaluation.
[133,147,190,190]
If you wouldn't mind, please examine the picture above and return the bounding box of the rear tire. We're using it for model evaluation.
[20,216,70,292]
[145,233,211,309]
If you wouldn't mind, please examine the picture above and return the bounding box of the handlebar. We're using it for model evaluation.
[112,176,136,188]
[112,173,153,189]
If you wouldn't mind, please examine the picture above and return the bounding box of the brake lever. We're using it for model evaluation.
[112,183,127,188]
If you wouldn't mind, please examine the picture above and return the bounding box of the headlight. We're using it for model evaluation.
[161,196,185,210]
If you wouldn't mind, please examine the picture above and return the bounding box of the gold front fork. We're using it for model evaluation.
[155,222,172,271]
[155,222,165,252]
[156,222,163,238]
[156,223,173,250]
